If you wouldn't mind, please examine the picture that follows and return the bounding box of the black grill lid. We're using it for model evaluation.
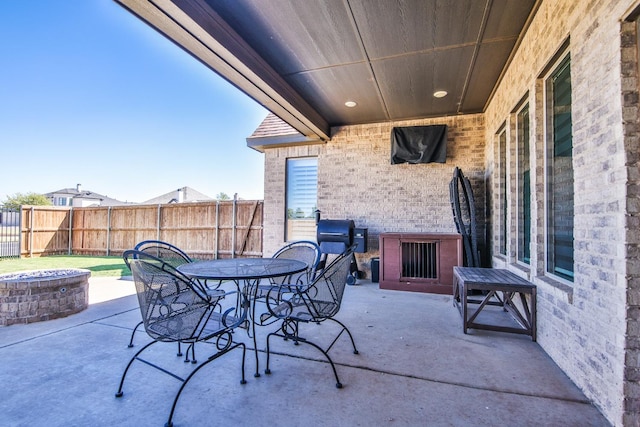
[317,219,355,254]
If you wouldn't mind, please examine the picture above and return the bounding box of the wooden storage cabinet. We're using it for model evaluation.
[379,232,462,294]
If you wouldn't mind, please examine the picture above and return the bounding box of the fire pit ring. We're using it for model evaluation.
[0,268,91,326]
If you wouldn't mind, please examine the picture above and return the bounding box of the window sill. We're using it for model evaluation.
[510,262,531,275]
[492,255,508,268]
[535,275,574,304]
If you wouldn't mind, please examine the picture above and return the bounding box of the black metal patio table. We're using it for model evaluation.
[177,258,308,377]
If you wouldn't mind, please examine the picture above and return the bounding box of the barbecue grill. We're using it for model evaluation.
[316,219,367,284]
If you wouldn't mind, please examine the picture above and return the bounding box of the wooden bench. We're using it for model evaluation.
[453,267,537,341]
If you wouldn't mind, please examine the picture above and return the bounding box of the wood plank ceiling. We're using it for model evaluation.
[117,0,538,140]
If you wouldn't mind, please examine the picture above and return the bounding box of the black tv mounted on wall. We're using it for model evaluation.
[390,124,448,165]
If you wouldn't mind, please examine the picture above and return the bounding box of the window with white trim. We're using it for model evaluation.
[285,157,317,241]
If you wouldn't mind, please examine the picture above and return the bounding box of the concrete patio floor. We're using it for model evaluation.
[0,276,610,427]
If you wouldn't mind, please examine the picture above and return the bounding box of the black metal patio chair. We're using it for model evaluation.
[264,245,359,388]
[255,240,321,326]
[128,240,194,350]
[117,250,247,427]
[127,240,219,352]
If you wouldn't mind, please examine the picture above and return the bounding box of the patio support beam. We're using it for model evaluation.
[115,0,331,141]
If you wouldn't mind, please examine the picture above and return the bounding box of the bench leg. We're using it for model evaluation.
[461,283,468,334]
[531,288,537,341]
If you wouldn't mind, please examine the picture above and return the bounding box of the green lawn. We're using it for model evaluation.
[0,255,131,277]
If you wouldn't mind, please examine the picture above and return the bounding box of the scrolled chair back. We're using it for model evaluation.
[133,240,193,269]
[271,240,321,285]
[123,250,218,343]
[303,244,355,319]
[268,244,355,322]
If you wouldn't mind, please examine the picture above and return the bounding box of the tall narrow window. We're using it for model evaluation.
[546,55,573,281]
[517,104,531,264]
[498,129,507,256]
[286,157,318,241]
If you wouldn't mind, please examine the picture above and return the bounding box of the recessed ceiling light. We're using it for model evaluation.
[433,90,448,98]
[344,100,357,108]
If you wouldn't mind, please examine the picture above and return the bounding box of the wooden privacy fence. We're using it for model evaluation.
[19,200,263,259]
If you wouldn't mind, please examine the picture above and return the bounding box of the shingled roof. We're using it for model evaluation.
[246,113,324,152]
[249,113,300,138]
[45,186,129,206]
[142,186,213,205]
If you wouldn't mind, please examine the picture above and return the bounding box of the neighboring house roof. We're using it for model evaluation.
[45,186,129,207]
[142,186,214,205]
[246,113,324,152]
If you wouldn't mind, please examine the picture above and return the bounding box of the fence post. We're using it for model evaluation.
[29,206,34,258]
[157,204,161,241]
[18,206,23,259]
[68,207,73,255]
[106,206,111,256]
[232,194,237,258]
[215,201,219,259]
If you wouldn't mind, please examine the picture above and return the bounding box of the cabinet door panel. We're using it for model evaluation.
[380,235,400,282]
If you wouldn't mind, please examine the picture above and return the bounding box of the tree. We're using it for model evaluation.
[215,192,231,200]
[2,192,52,210]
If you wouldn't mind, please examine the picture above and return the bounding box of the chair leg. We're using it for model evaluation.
[115,340,157,397]
[117,338,246,427]
[302,337,344,389]
[183,343,197,364]
[265,319,298,375]
[264,319,299,375]
[265,320,345,389]
[165,342,246,427]
[128,321,144,348]
[265,332,273,375]
[326,318,359,354]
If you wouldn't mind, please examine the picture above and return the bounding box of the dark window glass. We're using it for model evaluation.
[499,130,507,256]
[517,104,531,264]
[546,56,573,281]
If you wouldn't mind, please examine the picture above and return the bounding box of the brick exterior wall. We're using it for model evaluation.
[622,17,640,427]
[262,1,640,425]
[263,114,486,273]
[484,1,637,425]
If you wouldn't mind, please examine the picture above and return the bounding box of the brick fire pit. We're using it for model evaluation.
[0,269,91,326]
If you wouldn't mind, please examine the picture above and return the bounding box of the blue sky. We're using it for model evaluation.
[0,0,268,203]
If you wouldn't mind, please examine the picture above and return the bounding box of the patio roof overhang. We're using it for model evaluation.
[115,0,540,143]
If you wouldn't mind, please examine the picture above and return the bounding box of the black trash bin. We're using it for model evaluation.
[371,257,379,283]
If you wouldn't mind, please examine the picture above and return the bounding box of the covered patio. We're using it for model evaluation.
[14,0,633,424]
[0,276,608,426]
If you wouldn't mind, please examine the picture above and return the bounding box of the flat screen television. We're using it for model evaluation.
[390,124,447,164]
